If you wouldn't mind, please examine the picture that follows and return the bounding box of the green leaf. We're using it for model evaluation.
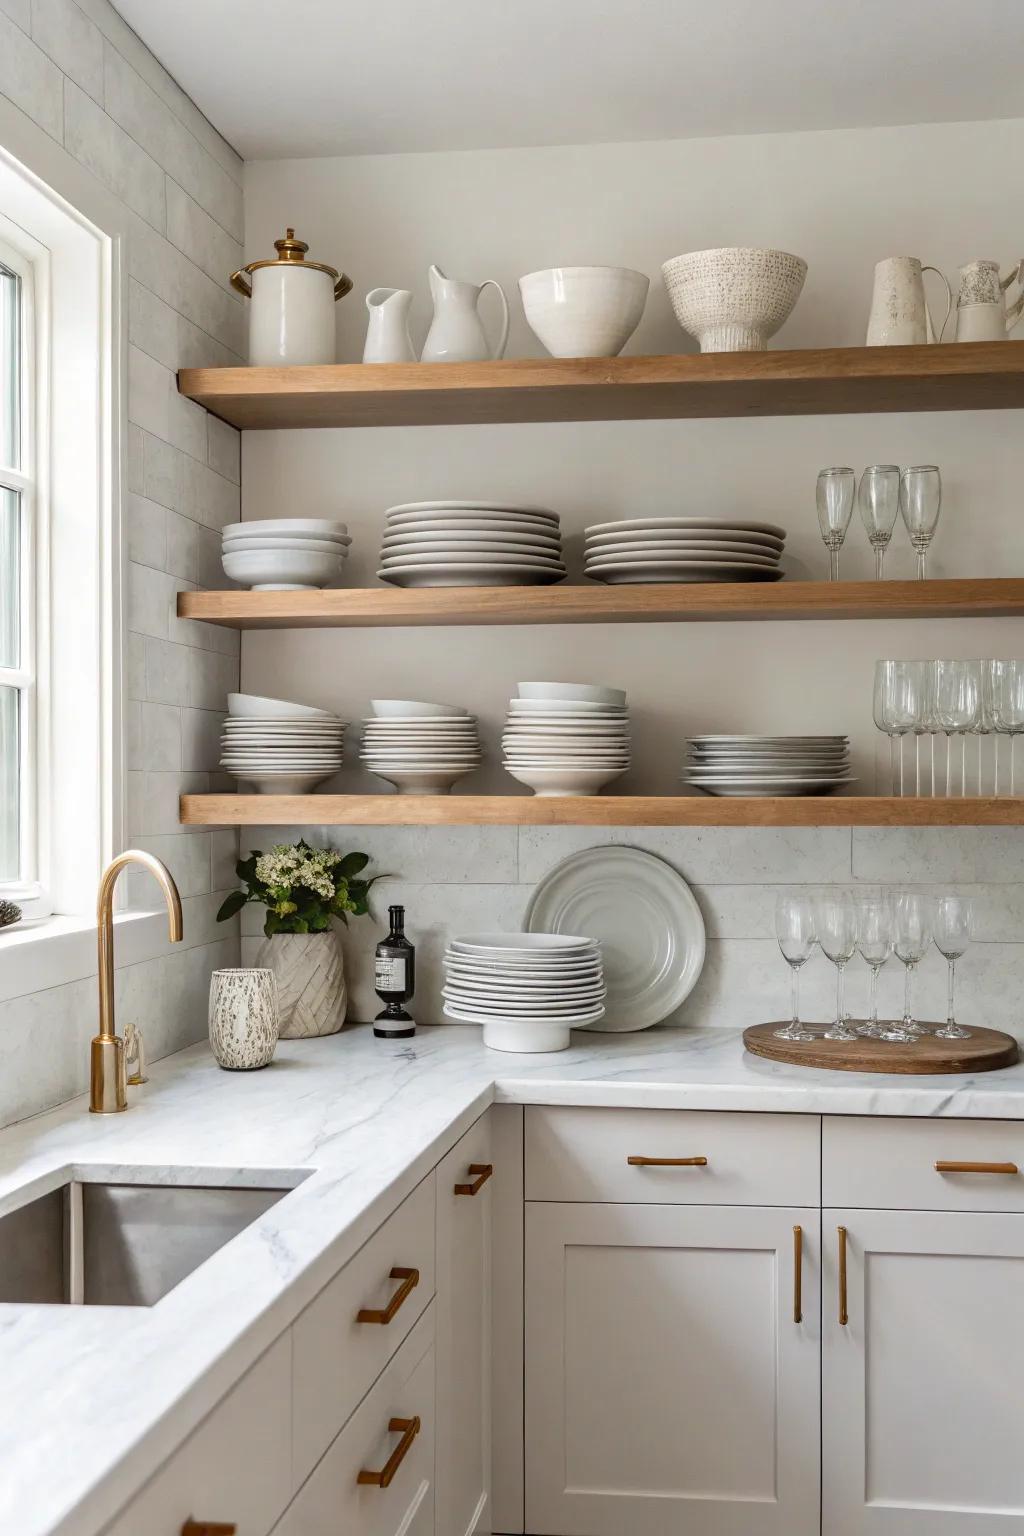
[337,851,369,878]
[264,910,281,937]
[216,889,248,922]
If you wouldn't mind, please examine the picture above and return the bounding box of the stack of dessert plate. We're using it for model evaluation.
[503,681,630,796]
[378,501,566,587]
[360,698,481,795]
[442,932,605,1052]
[583,516,786,584]
[221,518,352,590]
[221,692,347,794]
[684,734,854,797]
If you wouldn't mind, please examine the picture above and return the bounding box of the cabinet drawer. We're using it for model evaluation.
[275,1309,435,1536]
[526,1106,819,1207]
[824,1116,1024,1212]
[103,1333,292,1536]
[292,1173,435,1486]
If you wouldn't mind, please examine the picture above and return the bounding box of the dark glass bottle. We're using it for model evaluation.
[374,905,416,1038]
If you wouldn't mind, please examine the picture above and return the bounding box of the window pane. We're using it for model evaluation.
[0,263,19,469]
[0,486,18,668]
[0,685,18,881]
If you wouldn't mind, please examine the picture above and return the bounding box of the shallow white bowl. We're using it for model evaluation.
[661,247,807,353]
[370,699,467,718]
[520,265,649,358]
[505,763,628,796]
[368,765,477,795]
[222,518,348,539]
[517,681,626,706]
[230,769,336,793]
[228,693,333,720]
[222,535,351,555]
[450,932,595,954]
[222,546,342,590]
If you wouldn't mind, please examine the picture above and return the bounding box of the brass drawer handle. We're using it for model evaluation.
[935,1160,1019,1175]
[357,1415,420,1488]
[793,1225,803,1324]
[182,1522,236,1536]
[357,1266,419,1325]
[454,1163,493,1196]
[837,1226,848,1327]
[627,1155,708,1167]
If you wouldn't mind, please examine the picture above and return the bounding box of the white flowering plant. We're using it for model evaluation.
[216,839,377,937]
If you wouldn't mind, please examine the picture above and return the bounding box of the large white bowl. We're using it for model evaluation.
[222,546,343,590]
[222,518,348,539]
[505,763,628,797]
[519,265,650,358]
[222,536,351,555]
[228,693,334,720]
[479,1018,571,1053]
[370,699,467,718]
[517,681,627,706]
[368,765,477,796]
[661,247,807,353]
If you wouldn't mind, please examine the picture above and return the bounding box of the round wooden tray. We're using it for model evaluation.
[743,1021,1019,1075]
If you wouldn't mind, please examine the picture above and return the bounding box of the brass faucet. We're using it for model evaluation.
[91,851,183,1114]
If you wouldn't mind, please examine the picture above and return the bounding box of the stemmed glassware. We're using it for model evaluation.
[992,659,1024,795]
[981,660,1003,795]
[855,894,893,1038]
[932,895,973,1041]
[933,659,980,796]
[858,465,901,580]
[899,466,942,579]
[774,892,817,1041]
[873,659,930,795]
[817,468,855,581]
[885,890,932,1042]
[814,890,858,1041]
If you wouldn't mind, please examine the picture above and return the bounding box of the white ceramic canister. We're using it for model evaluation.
[230,229,352,366]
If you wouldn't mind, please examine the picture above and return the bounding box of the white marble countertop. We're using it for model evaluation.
[3,1021,1024,1536]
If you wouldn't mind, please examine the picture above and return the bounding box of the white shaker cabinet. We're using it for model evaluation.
[822,1208,1024,1534]
[435,1112,493,1536]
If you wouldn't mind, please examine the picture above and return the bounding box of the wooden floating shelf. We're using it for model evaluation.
[178,578,1024,630]
[177,342,1024,431]
[179,795,1024,829]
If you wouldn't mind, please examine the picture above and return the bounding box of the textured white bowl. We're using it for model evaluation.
[517,681,627,706]
[661,247,807,353]
[228,693,333,720]
[222,546,342,590]
[370,699,467,718]
[519,265,649,358]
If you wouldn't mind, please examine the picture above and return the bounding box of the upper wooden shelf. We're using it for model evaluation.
[177,342,1024,430]
[178,578,1024,630]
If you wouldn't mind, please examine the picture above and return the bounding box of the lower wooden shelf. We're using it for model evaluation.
[179,794,1024,828]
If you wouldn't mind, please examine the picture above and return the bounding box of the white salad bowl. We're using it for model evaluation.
[517,681,627,706]
[228,693,334,720]
[221,546,343,590]
[519,265,649,358]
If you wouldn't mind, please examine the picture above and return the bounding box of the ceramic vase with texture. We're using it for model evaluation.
[208,968,279,1071]
[254,930,348,1038]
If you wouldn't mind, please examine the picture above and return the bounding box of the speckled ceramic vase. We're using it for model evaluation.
[254,931,348,1038]
[208,968,279,1070]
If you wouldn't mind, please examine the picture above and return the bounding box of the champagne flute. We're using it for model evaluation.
[815,890,858,1041]
[774,892,817,1041]
[992,659,1024,795]
[932,894,973,1040]
[858,465,900,580]
[884,890,932,1041]
[899,466,942,580]
[817,468,855,581]
[855,893,893,1038]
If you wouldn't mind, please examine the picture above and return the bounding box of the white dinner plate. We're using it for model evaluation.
[382,550,566,569]
[382,518,562,541]
[585,516,786,540]
[383,528,561,550]
[586,547,779,568]
[387,500,558,518]
[450,933,597,955]
[379,564,566,587]
[685,778,857,797]
[444,1003,606,1028]
[584,538,782,560]
[524,845,706,1032]
[442,992,606,1016]
[588,565,786,583]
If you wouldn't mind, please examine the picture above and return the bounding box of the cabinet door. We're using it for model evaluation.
[435,1111,493,1536]
[526,1202,819,1536]
[823,1209,1024,1535]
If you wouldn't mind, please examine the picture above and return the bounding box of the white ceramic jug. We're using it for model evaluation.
[362,287,416,363]
[421,264,509,363]
[866,256,951,347]
[230,229,351,366]
[954,259,1024,342]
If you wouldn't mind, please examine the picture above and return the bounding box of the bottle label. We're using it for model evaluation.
[375,955,406,990]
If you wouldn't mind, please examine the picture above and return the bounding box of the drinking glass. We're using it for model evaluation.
[817,468,855,581]
[992,659,1024,795]
[933,659,980,796]
[932,894,973,1040]
[814,890,858,1041]
[855,894,893,1038]
[899,466,942,580]
[774,892,817,1041]
[858,465,900,580]
[884,890,932,1042]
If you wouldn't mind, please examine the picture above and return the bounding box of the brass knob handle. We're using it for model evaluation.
[935,1160,1019,1175]
[454,1163,493,1196]
[627,1155,708,1167]
[357,1266,419,1325]
[793,1225,803,1324]
[182,1522,236,1535]
[357,1416,420,1488]
[837,1225,848,1327]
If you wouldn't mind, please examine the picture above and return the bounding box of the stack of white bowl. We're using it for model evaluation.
[378,501,566,588]
[583,516,786,584]
[221,518,352,590]
[442,933,605,1052]
[684,734,854,797]
[502,681,630,796]
[360,699,482,795]
[221,692,347,793]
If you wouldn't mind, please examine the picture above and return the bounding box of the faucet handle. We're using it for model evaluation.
[124,1021,147,1086]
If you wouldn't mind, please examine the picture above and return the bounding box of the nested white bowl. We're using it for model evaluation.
[228,693,333,720]
[368,764,477,796]
[661,247,807,353]
[504,763,628,796]
[517,681,626,706]
[222,536,351,555]
[370,699,467,718]
[222,518,348,539]
[222,546,343,590]
[519,266,649,358]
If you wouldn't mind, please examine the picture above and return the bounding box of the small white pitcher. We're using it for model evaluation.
[866,257,951,346]
[362,287,416,363]
[954,259,1024,342]
[421,264,509,363]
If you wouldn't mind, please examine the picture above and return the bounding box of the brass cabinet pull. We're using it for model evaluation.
[454,1163,493,1196]
[357,1266,419,1325]
[181,1522,236,1536]
[837,1226,848,1327]
[357,1415,420,1488]
[627,1155,708,1167]
[935,1160,1019,1176]
[793,1225,803,1324]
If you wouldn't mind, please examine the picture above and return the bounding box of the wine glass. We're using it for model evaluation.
[932,894,973,1040]
[817,468,855,581]
[774,892,817,1041]
[899,466,942,580]
[873,659,928,795]
[981,659,1004,795]
[992,659,1024,795]
[933,659,980,796]
[884,890,932,1042]
[858,465,900,580]
[814,890,858,1041]
[855,893,893,1038]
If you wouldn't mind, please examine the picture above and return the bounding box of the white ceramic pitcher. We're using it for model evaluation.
[421,264,509,363]
[362,287,416,363]
[866,256,951,347]
[954,259,1024,342]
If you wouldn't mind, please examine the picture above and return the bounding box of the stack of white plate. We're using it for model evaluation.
[583,516,786,584]
[502,681,630,797]
[360,698,481,795]
[378,501,566,588]
[221,692,346,793]
[442,932,605,1052]
[684,735,854,797]
[221,518,352,590]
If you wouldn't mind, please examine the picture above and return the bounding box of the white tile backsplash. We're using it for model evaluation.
[0,10,62,138]
[64,79,166,229]
[30,0,104,102]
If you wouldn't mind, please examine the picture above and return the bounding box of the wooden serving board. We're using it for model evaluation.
[743,1022,1019,1075]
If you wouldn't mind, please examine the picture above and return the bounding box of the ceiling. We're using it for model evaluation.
[114,0,1024,161]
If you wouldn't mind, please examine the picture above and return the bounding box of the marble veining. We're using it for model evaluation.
[2,1022,1024,1536]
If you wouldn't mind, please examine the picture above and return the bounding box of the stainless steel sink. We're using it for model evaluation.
[0,1180,290,1306]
